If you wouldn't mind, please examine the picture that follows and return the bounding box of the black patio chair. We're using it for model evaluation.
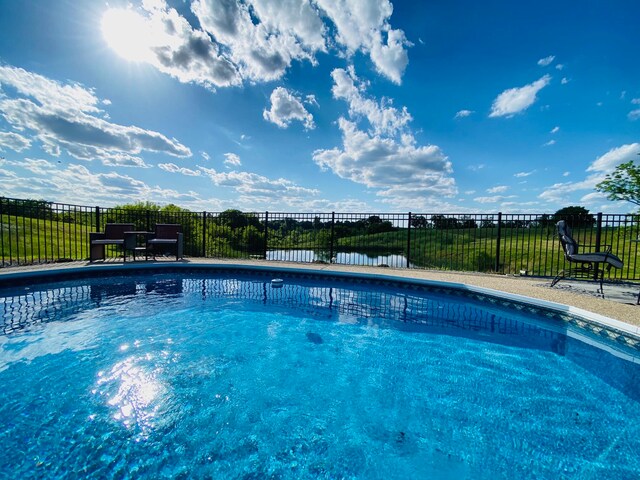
[551,220,623,294]
[89,223,136,262]
[146,224,184,261]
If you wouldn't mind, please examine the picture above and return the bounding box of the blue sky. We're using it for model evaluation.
[0,0,638,213]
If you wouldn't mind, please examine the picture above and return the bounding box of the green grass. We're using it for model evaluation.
[1,214,94,264]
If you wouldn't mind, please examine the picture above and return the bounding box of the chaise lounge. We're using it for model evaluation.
[551,220,623,295]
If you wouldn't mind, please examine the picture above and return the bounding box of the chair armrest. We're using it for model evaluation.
[601,244,612,253]
[581,244,611,253]
[90,232,105,242]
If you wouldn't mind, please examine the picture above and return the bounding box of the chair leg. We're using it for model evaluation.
[551,270,565,287]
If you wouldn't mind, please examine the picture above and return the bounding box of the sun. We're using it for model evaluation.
[101,8,157,63]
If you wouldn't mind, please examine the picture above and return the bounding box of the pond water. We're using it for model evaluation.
[266,249,412,268]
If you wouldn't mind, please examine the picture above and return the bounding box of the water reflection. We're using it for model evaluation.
[266,249,412,268]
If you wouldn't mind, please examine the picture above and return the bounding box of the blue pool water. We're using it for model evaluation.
[0,270,639,479]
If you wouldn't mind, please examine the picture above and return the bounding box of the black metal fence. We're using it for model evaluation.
[1,197,639,281]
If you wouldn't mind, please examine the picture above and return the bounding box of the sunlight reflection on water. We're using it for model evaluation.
[94,350,169,439]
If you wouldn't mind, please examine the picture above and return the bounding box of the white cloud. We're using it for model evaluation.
[263,87,315,130]
[192,0,323,83]
[183,0,411,85]
[550,126,560,134]
[313,118,455,209]
[158,162,202,176]
[20,158,58,175]
[198,166,320,209]
[543,139,556,147]
[587,143,640,173]
[537,55,555,67]
[487,185,508,193]
[631,98,640,105]
[514,171,535,178]
[454,109,474,119]
[223,152,242,166]
[538,176,603,205]
[580,191,608,204]
[555,64,564,71]
[539,143,640,207]
[104,3,241,90]
[0,65,191,165]
[314,0,410,84]
[0,162,156,205]
[331,67,411,135]
[313,67,455,208]
[0,154,370,212]
[474,195,516,204]
[200,151,210,160]
[563,171,570,177]
[468,164,485,171]
[561,77,569,85]
[628,109,640,121]
[489,75,551,118]
[0,131,31,152]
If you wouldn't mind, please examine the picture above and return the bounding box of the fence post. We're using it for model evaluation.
[594,212,603,251]
[406,212,412,268]
[329,212,335,262]
[263,211,269,259]
[495,212,502,273]
[594,212,603,280]
[146,209,151,232]
[95,206,100,231]
[0,197,4,266]
[202,211,207,258]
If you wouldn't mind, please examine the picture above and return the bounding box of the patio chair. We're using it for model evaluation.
[146,224,184,261]
[89,223,136,262]
[551,220,623,294]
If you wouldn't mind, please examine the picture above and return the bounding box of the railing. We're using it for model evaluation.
[1,197,639,281]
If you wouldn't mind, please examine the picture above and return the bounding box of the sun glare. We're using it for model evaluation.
[101,8,156,63]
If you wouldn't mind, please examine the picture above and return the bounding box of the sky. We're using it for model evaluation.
[0,0,639,214]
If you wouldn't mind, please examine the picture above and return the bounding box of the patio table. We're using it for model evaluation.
[124,231,151,261]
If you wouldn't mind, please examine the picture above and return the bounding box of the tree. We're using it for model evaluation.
[553,206,595,228]
[595,160,640,208]
[431,215,459,229]
[410,215,428,228]
[216,209,261,229]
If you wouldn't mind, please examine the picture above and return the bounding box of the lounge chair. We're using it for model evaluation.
[89,223,136,262]
[551,220,623,294]
[146,224,184,261]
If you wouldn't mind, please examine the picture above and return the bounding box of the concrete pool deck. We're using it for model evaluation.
[1,258,638,328]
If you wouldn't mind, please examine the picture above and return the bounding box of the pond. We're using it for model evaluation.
[266,249,412,268]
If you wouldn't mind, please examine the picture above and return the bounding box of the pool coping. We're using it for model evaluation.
[1,261,638,341]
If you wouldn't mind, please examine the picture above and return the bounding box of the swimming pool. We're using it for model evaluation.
[1,265,639,479]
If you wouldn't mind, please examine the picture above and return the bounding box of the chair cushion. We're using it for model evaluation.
[91,239,125,245]
[147,239,177,244]
[569,252,623,269]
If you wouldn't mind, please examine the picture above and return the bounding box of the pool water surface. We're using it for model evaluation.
[0,271,639,479]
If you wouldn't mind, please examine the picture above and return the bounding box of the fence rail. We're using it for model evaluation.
[1,197,639,281]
